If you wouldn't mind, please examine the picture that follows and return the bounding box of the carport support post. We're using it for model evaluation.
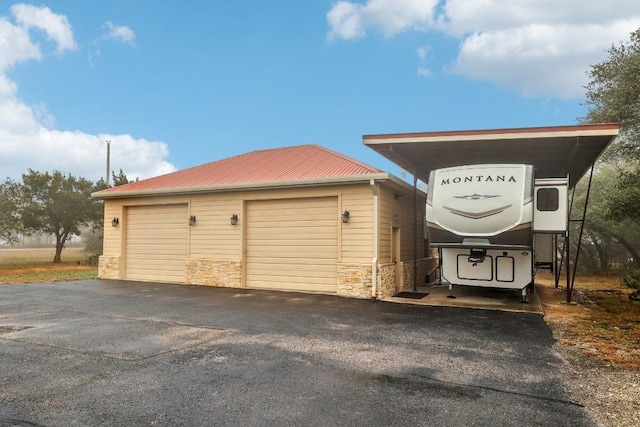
[567,163,595,303]
[413,172,418,292]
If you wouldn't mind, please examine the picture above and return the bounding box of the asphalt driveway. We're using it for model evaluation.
[0,280,595,426]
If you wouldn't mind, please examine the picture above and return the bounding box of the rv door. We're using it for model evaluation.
[533,178,568,233]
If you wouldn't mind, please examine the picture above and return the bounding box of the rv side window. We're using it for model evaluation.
[537,188,559,211]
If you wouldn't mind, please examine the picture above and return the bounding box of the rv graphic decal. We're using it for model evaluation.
[443,204,513,219]
[440,175,517,185]
[454,194,500,201]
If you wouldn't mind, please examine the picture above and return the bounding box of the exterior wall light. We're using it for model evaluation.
[230,214,238,225]
[341,210,350,223]
[111,217,119,227]
[189,215,196,226]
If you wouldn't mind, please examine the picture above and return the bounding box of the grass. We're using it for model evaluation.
[0,247,98,284]
[536,271,640,370]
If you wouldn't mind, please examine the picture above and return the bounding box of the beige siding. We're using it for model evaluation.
[340,184,374,263]
[101,184,379,285]
[378,185,426,264]
[103,203,122,256]
[189,194,243,259]
[246,197,338,293]
[124,204,188,282]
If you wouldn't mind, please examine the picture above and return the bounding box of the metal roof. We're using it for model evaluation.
[363,123,620,189]
[93,144,386,199]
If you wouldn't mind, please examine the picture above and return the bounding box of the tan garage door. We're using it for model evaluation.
[246,197,338,293]
[125,204,188,283]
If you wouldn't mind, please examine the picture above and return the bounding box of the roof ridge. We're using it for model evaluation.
[96,143,384,196]
[311,144,382,173]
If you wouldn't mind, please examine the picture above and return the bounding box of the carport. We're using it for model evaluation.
[364,123,621,302]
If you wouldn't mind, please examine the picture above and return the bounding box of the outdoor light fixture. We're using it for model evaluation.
[111,217,119,227]
[230,214,238,225]
[341,210,350,223]
[189,215,196,226]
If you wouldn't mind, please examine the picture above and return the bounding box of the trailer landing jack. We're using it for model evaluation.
[447,283,457,299]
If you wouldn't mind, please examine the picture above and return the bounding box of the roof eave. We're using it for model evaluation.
[91,173,419,200]
[363,123,620,145]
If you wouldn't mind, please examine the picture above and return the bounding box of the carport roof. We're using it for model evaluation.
[363,123,620,189]
[92,144,404,199]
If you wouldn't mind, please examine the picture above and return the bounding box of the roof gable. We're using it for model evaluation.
[94,144,383,197]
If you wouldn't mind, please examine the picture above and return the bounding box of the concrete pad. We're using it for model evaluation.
[386,284,543,314]
[0,310,224,360]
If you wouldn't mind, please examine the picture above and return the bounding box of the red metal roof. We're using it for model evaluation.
[95,144,382,196]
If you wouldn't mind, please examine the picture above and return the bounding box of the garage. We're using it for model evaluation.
[245,197,338,293]
[94,144,429,300]
[124,204,188,283]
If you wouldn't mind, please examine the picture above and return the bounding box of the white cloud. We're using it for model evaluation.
[451,20,640,98]
[10,3,77,52]
[101,21,136,45]
[327,0,640,99]
[416,45,433,78]
[0,4,174,182]
[327,0,438,40]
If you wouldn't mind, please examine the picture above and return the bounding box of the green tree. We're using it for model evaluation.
[82,170,133,255]
[571,163,640,272]
[582,28,640,223]
[111,168,135,186]
[19,170,100,263]
[0,178,21,244]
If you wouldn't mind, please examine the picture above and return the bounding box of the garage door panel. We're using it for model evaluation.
[246,262,336,274]
[246,197,338,293]
[125,204,188,283]
[247,244,337,255]
[246,274,337,288]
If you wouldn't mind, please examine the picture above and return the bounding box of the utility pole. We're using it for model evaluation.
[106,140,111,187]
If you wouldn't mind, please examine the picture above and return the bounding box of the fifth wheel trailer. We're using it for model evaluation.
[426,164,568,301]
[363,123,621,301]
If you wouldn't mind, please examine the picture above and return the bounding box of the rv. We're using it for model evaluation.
[426,164,568,301]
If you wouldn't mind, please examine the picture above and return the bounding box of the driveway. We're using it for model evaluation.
[1,280,595,426]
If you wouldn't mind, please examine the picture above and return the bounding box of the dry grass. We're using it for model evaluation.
[536,271,640,370]
[0,247,98,284]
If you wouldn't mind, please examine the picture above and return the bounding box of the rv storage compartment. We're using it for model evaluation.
[442,248,532,289]
[496,256,515,282]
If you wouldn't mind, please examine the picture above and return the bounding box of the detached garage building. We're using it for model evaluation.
[92,145,431,299]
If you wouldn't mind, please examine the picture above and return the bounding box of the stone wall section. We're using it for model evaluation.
[376,263,396,299]
[185,259,242,288]
[337,264,372,298]
[400,258,437,291]
[98,256,120,279]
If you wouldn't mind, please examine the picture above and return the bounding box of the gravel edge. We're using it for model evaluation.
[556,344,640,427]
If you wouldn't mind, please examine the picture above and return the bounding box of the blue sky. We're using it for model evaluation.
[2,1,639,182]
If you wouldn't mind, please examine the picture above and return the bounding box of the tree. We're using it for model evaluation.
[570,163,640,272]
[582,28,640,223]
[19,170,101,263]
[81,170,133,256]
[583,28,640,154]
[111,169,135,186]
[0,178,21,244]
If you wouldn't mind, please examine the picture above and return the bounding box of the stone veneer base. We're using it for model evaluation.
[185,259,242,288]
